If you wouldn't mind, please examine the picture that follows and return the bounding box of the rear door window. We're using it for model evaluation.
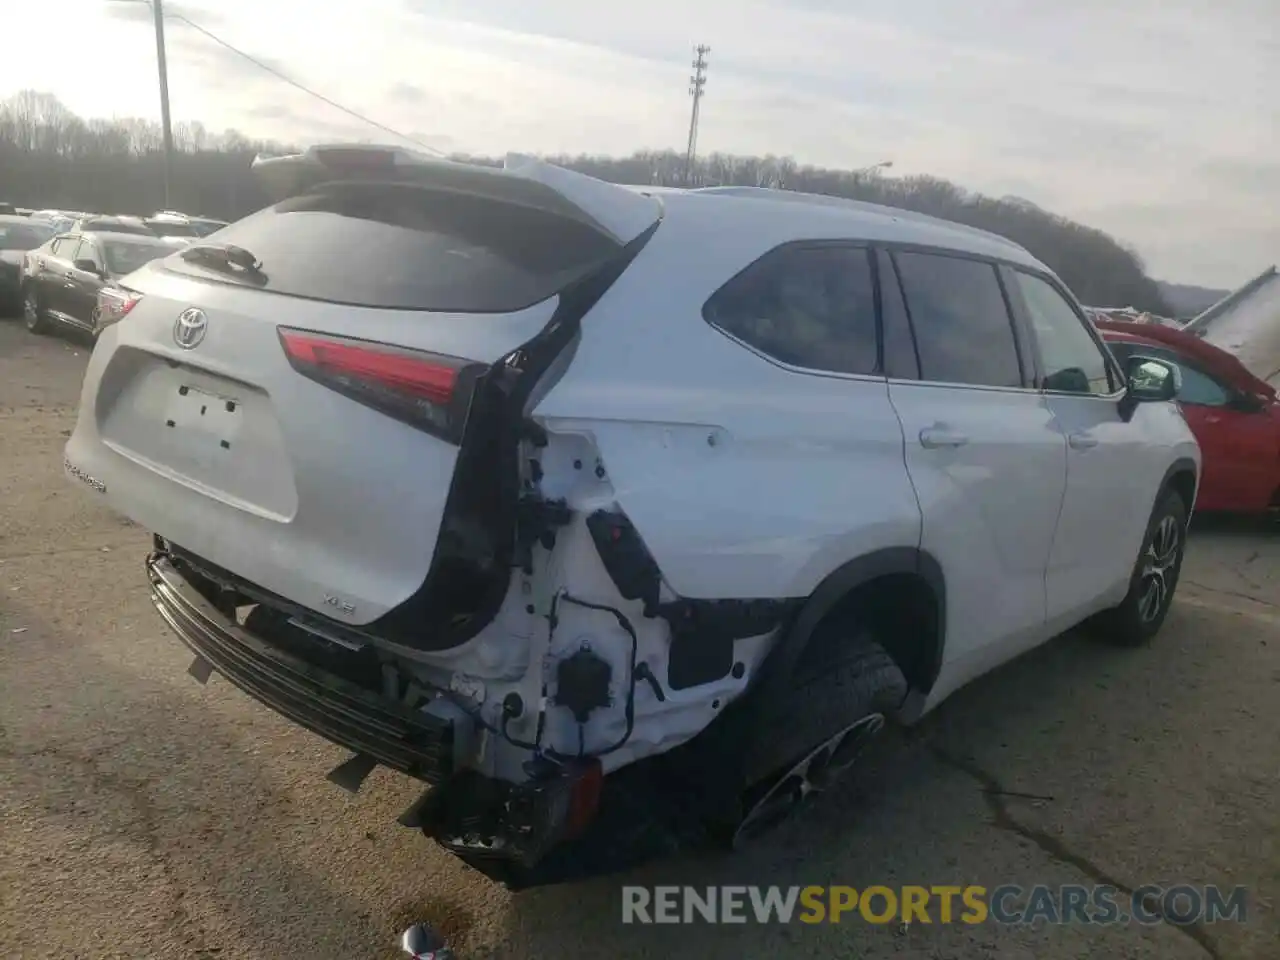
[166,182,621,312]
[77,240,104,271]
[703,244,879,375]
[50,236,81,260]
[893,251,1025,388]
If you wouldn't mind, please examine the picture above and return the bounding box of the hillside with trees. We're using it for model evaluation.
[0,90,1169,313]
[1155,281,1229,319]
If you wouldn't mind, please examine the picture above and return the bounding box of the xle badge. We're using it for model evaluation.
[65,458,106,493]
[323,594,356,615]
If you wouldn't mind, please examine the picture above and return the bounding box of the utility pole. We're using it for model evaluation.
[153,0,175,209]
[684,44,709,186]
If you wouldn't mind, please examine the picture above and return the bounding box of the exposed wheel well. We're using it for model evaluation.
[793,572,942,695]
[1165,469,1196,514]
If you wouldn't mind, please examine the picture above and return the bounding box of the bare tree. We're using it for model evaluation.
[0,91,1168,313]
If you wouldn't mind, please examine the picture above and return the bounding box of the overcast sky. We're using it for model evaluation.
[3,0,1275,287]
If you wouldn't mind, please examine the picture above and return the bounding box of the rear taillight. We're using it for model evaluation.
[96,289,142,330]
[278,328,484,443]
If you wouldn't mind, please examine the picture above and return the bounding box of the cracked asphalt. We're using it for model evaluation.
[1,319,1277,959]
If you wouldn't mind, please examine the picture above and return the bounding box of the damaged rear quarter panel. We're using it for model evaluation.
[531,200,923,600]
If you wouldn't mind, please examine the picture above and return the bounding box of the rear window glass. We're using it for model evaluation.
[147,220,197,237]
[0,222,53,250]
[703,244,879,375]
[189,221,227,237]
[167,183,621,312]
[103,239,172,275]
[83,220,153,236]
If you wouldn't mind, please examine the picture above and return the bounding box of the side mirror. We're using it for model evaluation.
[73,258,103,276]
[1119,355,1180,421]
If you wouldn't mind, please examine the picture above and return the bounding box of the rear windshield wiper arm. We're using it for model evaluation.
[179,242,267,283]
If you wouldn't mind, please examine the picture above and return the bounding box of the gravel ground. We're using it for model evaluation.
[1,318,1277,960]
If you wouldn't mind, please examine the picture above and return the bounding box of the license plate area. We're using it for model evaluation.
[96,352,299,519]
[164,384,242,451]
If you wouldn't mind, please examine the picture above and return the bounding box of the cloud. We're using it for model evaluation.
[1,0,1275,287]
[103,0,227,27]
[388,83,429,105]
[102,1,153,24]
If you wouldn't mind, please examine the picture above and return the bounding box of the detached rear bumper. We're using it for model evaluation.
[146,552,456,782]
[146,550,728,887]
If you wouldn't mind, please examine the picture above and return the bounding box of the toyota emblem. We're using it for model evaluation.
[173,308,208,349]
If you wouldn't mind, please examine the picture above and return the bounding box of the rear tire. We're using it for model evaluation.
[1092,489,1188,646]
[23,287,48,334]
[712,632,907,849]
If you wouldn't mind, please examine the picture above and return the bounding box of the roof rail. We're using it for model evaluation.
[694,185,1027,253]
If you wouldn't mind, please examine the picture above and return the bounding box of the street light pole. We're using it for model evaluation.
[152,0,175,209]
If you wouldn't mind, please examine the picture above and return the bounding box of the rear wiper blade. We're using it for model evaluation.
[179,242,267,282]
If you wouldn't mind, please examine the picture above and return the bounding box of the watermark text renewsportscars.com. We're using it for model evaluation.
[621,884,1248,926]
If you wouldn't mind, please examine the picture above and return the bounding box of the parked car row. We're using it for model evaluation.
[17,227,181,339]
[2,207,228,338]
[12,206,230,238]
[0,215,57,314]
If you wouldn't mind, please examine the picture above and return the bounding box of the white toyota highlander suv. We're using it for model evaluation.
[64,145,1200,888]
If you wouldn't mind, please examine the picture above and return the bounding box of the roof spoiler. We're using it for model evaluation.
[250,144,662,246]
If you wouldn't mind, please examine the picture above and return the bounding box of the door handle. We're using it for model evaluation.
[1068,433,1099,450]
[919,427,969,449]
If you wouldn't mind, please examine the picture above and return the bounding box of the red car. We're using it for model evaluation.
[1097,318,1280,513]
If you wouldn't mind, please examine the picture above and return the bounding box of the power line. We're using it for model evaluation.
[113,0,444,154]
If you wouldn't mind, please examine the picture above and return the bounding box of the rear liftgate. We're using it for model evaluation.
[281,218,673,882]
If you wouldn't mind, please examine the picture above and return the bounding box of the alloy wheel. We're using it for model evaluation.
[731,712,885,848]
[1137,514,1181,623]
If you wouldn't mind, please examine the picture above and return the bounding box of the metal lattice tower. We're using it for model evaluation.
[684,44,710,185]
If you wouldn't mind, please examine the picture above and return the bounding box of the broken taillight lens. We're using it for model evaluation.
[562,758,604,840]
[95,289,142,331]
[278,328,485,444]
